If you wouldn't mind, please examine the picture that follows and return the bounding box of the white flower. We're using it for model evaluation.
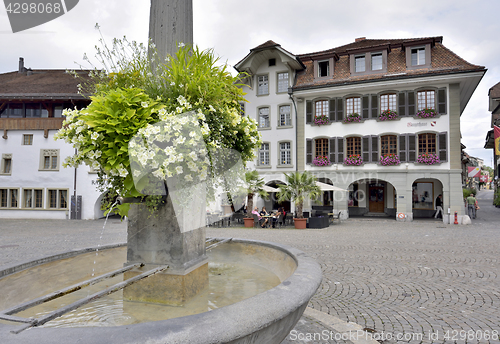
[91,132,99,141]
[141,101,149,108]
[175,166,183,175]
[188,151,198,161]
[178,42,185,48]
[209,105,215,112]
[170,82,175,86]
[184,174,193,182]
[152,169,165,179]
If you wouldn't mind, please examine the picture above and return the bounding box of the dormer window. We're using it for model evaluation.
[350,50,387,75]
[411,48,425,66]
[371,53,383,70]
[355,56,365,72]
[269,58,276,67]
[405,44,431,69]
[318,61,329,77]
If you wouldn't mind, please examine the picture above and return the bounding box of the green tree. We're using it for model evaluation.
[244,170,268,215]
[276,172,322,219]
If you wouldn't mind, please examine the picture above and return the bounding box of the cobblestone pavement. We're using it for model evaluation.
[1,190,499,344]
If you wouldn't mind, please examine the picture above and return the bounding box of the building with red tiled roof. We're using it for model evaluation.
[0,58,102,220]
[236,36,486,224]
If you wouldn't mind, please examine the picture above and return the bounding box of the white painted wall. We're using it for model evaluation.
[0,129,101,220]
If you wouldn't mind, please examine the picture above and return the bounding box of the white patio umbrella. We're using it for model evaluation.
[263,185,280,193]
[315,181,348,192]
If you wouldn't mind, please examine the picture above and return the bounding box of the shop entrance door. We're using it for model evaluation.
[368,183,384,213]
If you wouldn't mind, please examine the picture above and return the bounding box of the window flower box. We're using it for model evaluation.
[314,114,329,126]
[415,108,438,119]
[312,156,331,167]
[378,110,399,121]
[343,113,362,123]
[344,154,363,166]
[417,152,440,165]
[380,153,401,166]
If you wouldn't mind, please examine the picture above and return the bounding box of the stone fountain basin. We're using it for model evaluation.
[0,239,322,344]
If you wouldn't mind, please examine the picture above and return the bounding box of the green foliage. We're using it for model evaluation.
[463,187,477,199]
[276,172,321,219]
[494,189,500,207]
[58,38,262,217]
[244,170,269,213]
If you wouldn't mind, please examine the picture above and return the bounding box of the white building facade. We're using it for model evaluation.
[236,37,486,223]
[0,60,104,220]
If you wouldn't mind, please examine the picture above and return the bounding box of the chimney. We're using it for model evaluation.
[19,57,25,73]
[355,37,366,42]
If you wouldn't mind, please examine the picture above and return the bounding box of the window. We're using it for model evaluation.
[23,188,44,209]
[259,143,270,166]
[279,105,291,126]
[381,135,398,155]
[315,100,328,118]
[318,61,330,77]
[0,189,18,208]
[418,133,436,154]
[258,107,270,128]
[269,58,276,66]
[380,94,397,111]
[257,75,269,95]
[346,97,361,115]
[417,90,435,111]
[277,72,289,93]
[23,134,33,145]
[1,154,12,175]
[280,142,291,165]
[411,48,426,66]
[355,56,365,72]
[315,138,328,158]
[346,137,361,156]
[39,149,59,171]
[371,53,382,70]
[412,182,433,210]
[48,189,68,209]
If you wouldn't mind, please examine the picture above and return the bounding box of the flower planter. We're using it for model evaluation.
[293,218,307,229]
[379,154,401,166]
[343,113,362,123]
[344,155,363,166]
[243,218,254,228]
[417,153,440,165]
[314,115,329,126]
[378,110,399,121]
[312,156,331,167]
[415,108,438,119]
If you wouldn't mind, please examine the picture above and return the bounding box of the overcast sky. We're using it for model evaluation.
[1,0,498,166]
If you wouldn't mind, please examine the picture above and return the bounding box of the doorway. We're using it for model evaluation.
[368,183,385,213]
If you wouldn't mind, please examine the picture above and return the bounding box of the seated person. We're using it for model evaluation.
[251,207,261,220]
[259,207,269,228]
[271,209,282,228]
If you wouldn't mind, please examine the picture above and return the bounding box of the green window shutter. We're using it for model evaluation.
[371,95,378,118]
[438,88,447,114]
[306,100,313,124]
[306,139,313,164]
[408,91,416,116]
[362,95,370,119]
[329,137,336,162]
[371,135,379,163]
[398,92,406,116]
[362,135,370,162]
[399,134,407,162]
[337,137,344,163]
[408,134,416,162]
[336,98,344,122]
[438,132,448,162]
[329,99,336,122]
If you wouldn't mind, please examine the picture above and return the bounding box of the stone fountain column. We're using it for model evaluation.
[123,0,208,306]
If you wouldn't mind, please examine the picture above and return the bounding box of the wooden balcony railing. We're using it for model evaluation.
[0,118,65,139]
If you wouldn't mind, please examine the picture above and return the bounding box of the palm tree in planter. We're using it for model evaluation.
[276,171,321,229]
[243,170,269,227]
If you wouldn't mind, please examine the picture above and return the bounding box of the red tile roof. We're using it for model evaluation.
[489,81,500,99]
[0,69,90,100]
[293,37,485,90]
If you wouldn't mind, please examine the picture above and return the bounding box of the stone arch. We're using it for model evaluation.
[410,177,445,218]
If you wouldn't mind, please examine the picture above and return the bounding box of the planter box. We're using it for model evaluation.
[243,218,254,228]
[308,217,329,229]
[293,218,307,229]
